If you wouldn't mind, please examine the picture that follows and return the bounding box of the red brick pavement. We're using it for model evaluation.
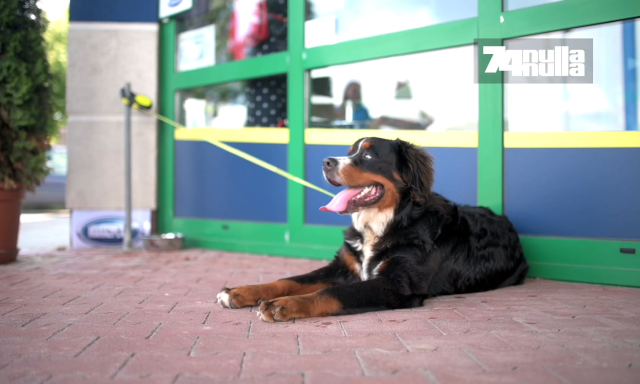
[0,249,639,383]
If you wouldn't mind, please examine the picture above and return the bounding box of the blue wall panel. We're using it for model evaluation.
[175,141,287,223]
[428,147,478,207]
[505,148,640,240]
[305,145,478,226]
[70,0,158,23]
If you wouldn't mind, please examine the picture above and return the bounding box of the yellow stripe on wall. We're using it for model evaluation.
[305,129,478,147]
[174,128,640,149]
[174,127,477,147]
[504,131,640,148]
[175,127,289,144]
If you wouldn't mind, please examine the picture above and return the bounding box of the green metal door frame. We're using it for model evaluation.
[158,0,640,286]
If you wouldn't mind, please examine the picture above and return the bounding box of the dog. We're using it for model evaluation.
[217,137,529,322]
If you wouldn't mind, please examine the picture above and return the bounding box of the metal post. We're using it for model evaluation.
[123,82,133,251]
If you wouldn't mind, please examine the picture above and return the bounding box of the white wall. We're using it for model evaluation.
[66,22,158,210]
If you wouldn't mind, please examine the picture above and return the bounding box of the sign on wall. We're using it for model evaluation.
[159,0,193,19]
[177,24,216,71]
[72,210,152,249]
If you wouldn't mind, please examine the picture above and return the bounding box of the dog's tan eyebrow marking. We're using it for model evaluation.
[348,140,366,158]
[349,146,353,153]
[362,142,372,149]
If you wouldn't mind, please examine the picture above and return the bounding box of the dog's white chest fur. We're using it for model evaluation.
[352,208,393,280]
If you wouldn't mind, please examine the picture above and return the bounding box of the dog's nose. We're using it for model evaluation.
[323,157,338,171]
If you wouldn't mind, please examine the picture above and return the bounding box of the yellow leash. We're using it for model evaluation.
[122,95,335,198]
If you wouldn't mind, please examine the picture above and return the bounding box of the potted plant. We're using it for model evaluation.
[0,0,56,264]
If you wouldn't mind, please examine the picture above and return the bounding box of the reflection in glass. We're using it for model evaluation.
[175,0,295,71]
[305,0,477,48]
[505,19,640,132]
[48,147,68,177]
[176,75,288,128]
[308,46,478,131]
[504,0,563,12]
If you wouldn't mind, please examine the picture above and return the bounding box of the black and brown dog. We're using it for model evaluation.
[217,138,529,322]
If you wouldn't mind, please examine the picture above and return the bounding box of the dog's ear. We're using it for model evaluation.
[394,139,434,203]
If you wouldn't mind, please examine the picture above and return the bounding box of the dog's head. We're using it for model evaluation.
[321,138,434,215]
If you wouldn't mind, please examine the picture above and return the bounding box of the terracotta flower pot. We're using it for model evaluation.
[0,185,25,264]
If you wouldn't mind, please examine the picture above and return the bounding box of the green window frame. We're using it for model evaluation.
[159,0,640,287]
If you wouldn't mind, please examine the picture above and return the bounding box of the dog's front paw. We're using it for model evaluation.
[216,288,234,308]
[216,286,260,309]
[257,297,295,322]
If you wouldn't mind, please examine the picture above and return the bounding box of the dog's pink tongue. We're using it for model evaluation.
[320,187,365,213]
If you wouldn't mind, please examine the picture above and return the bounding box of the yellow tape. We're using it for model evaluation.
[139,110,336,198]
[176,127,289,144]
[504,131,640,148]
[306,128,478,147]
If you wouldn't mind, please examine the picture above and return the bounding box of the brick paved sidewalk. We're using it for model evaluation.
[1,249,639,384]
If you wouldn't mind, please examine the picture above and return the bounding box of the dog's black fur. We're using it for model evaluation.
[218,137,528,322]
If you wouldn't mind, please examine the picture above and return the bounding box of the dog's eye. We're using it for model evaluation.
[364,154,372,160]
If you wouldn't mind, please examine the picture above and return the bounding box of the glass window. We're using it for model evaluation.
[307,46,478,131]
[505,19,640,132]
[176,74,288,128]
[175,0,289,71]
[504,0,563,12]
[305,0,477,48]
[48,147,67,177]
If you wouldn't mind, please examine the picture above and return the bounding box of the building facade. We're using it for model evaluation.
[69,0,640,287]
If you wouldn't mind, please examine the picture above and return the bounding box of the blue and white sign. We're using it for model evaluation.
[159,0,193,19]
[72,210,152,249]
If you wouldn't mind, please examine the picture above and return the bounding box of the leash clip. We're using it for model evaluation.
[120,87,153,110]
